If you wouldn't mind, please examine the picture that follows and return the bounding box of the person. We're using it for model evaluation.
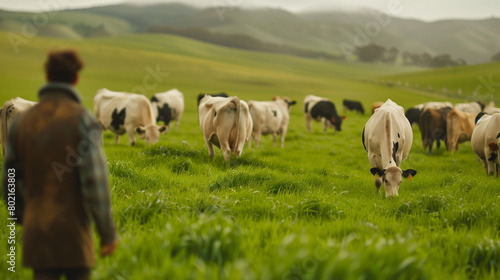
[2,50,118,280]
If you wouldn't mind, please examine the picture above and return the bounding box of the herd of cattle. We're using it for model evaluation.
[1,90,500,197]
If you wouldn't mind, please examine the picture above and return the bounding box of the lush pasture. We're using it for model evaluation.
[1,32,499,280]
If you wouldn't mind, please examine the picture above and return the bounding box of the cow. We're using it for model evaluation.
[343,99,364,114]
[151,88,184,132]
[198,95,253,162]
[454,101,484,114]
[362,99,417,198]
[247,96,296,148]
[372,101,384,114]
[304,95,345,134]
[446,109,475,153]
[405,107,422,126]
[94,88,167,146]
[422,101,453,111]
[471,113,500,176]
[197,92,228,105]
[1,97,37,156]
[419,107,452,154]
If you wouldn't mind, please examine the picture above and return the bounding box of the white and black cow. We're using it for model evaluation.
[0,97,37,156]
[343,99,365,114]
[362,99,417,197]
[94,88,167,146]
[304,95,345,134]
[197,92,228,105]
[198,95,252,162]
[247,96,296,148]
[454,101,484,114]
[151,88,184,132]
[471,113,500,176]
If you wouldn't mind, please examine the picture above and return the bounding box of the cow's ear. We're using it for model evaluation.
[135,126,146,138]
[370,168,386,177]
[402,169,417,180]
[289,101,297,106]
[342,116,346,120]
[159,126,168,134]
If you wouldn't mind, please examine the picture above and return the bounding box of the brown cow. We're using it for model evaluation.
[446,109,476,153]
[419,107,452,154]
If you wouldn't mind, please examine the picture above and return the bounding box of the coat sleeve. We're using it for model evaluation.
[77,110,117,246]
[2,118,24,224]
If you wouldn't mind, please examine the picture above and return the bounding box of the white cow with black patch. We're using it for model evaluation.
[362,99,417,197]
[151,88,184,132]
[471,113,500,176]
[94,88,167,146]
[247,96,296,148]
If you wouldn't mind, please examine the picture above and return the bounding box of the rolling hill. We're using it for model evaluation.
[1,3,499,64]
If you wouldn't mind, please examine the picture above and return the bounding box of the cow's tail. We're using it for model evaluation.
[1,100,13,155]
[231,97,242,156]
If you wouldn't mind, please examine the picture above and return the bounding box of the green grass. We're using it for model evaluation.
[0,32,499,280]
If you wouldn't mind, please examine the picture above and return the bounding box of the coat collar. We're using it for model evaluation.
[38,83,82,104]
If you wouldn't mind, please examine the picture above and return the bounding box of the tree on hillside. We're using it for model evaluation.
[356,44,386,63]
[383,47,399,64]
[492,52,500,61]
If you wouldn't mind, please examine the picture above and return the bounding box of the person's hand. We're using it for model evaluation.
[100,238,118,257]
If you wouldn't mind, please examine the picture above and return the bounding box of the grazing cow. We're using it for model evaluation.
[94,88,167,145]
[343,99,365,114]
[248,96,296,148]
[405,107,422,126]
[0,97,37,155]
[419,107,452,154]
[371,101,384,114]
[471,113,500,176]
[422,101,453,111]
[304,95,345,134]
[454,101,484,114]
[151,88,184,132]
[197,92,228,105]
[198,95,253,162]
[446,109,475,153]
[362,99,417,198]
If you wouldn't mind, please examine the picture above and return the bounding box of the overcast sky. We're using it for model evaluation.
[0,0,499,21]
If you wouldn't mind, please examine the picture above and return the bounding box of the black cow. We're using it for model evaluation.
[197,93,229,105]
[304,95,345,134]
[343,99,365,114]
[405,107,422,126]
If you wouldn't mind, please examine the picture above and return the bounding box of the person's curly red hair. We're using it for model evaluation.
[44,50,84,84]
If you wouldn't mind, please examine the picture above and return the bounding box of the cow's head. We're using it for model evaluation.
[135,124,168,145]
[370,166,417,198]
[330,116,346,132]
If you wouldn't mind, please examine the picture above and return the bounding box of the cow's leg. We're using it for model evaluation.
[221,142,232,162]
[272,133,277,147]
[248,133,253,149]
[205,139,215,161]
[254,131,261,148]
[322,119,328,134]
[126,130,136,146]
[305,116,312,133]
[280,128,287,148]
[114,133,120,144]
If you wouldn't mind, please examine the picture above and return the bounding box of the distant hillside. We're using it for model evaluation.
[1,3,499,64]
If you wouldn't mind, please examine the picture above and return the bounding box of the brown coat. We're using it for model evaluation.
[7,85,107,268]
